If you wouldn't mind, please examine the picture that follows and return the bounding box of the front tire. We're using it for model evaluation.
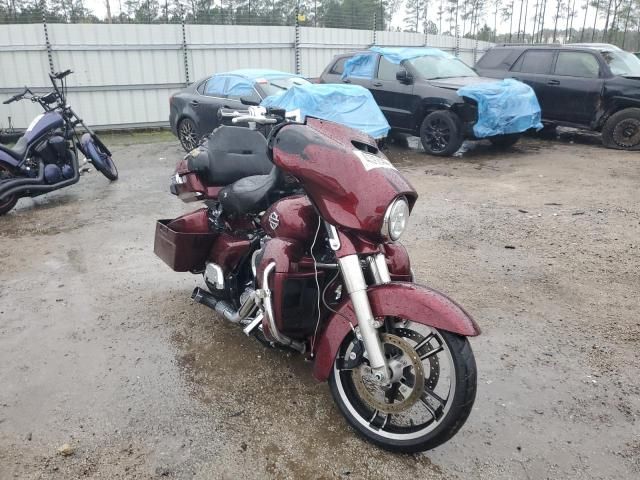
[329,323,477,453]
[602,108,640,150]
[420,111,465,156]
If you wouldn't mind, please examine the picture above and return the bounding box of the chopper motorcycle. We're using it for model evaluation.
[154,106,480,452]
[0,70,118,216]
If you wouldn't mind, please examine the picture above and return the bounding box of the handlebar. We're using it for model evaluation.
[3,94,20,105]
[50,69,72,80]
[219,106,282,125]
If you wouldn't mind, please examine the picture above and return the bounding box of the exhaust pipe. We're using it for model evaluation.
[191,287,257,324]
[0,152,80,199]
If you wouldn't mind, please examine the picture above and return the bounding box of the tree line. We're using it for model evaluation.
[1,0,639,50]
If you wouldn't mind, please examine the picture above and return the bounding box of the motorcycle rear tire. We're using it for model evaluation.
[0,195,17,216]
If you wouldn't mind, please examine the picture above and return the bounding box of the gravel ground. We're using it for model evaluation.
[0,130,638,479]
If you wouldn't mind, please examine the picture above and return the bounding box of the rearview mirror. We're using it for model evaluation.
[396,70,413,84]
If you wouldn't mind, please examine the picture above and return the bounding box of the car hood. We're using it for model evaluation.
[427,76,498,90]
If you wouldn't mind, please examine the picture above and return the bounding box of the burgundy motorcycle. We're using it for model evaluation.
[154,106,480,452]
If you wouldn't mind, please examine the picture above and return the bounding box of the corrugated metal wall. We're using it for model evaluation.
[0,24,492,130]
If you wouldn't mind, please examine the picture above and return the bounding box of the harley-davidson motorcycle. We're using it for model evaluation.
[154,106,480,452]
[0,70,118,216]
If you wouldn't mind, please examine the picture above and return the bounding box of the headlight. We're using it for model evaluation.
[382,197,410,241]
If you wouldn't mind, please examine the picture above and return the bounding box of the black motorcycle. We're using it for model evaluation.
[0,70,118,216]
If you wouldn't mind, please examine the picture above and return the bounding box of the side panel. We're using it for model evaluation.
[312,282,480,381]
[0,151,20,168]
[209,233,251,272]
[261,194,317,242]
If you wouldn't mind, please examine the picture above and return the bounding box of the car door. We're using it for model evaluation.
[194,75,229,136]
[508,49,556,120]
[369,55,416,130]
[547,51,604,126]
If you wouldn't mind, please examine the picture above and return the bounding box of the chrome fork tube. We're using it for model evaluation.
[338,254,389,382]
[366,253,391,285]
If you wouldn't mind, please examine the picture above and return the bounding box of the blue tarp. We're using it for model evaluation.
[457,79,543,138]
[261,83,390,139]
[206,69,303,97]
[342,47,453,80]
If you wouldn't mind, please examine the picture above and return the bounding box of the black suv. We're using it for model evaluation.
[476,43,640,150]
[319,50,522,156]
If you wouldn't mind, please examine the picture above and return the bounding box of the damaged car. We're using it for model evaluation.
[476,43,640,150]
[319,47,542,156]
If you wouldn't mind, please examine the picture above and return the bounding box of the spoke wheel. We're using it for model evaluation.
[178,118,199,152]
[420,111,464,157]
[602,108,640,150]
[612,119,640,148]
[329,321,477,453]
[0,163,18,215]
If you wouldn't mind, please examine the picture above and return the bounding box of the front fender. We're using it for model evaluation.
[312,282,480,381]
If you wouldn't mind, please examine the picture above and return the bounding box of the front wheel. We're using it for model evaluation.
[602,108,640,150]
[329,322,477,453]
[81,133,118,181]
[420,111,465,156]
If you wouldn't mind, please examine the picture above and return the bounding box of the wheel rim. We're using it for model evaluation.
[0,164,17,209]
[333,321,456,441]
[613,118,640,148]
[423,118,451,152]
[179,120,198,151]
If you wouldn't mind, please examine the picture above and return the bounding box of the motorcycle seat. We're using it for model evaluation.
[0,136,28,160]
[187,126,272,186]
[219,166,279,215]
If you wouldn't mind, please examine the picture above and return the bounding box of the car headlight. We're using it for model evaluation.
[382,197,410,241]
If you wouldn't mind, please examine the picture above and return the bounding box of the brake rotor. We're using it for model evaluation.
[395,327,441,390]
[352,333,425,414]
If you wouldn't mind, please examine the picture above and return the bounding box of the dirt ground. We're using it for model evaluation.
[0,130,638,480]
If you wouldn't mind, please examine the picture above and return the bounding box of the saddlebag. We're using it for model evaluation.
[154,209,216,272]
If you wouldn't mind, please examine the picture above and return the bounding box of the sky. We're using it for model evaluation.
[82,0,609,38]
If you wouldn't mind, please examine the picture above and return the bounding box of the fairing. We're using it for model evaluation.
[271,118,417,235]
[312,282,480,381]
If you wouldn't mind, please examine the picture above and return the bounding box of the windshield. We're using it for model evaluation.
[258,76,310,97]
[601,50,640,77]
[408,55,478,80]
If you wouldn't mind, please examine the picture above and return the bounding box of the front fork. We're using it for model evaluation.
[338,253,391,383]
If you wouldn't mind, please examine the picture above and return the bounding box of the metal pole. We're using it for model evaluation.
[181,8,190,85]
[372,12,377,46]
[455,0,460,57]
[294,7,301,75]
[41,1,54,75]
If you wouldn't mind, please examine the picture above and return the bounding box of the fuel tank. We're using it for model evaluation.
[260,194,318,243]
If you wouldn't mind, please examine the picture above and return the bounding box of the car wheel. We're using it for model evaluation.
[489,133,521,148]
[178,118,200,152]
[602,108,640,150]
[420,111,464,156]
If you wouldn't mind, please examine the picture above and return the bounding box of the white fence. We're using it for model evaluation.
[0,24,492,130]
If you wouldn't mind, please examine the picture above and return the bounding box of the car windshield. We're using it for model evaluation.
[258,76,310,97]
[601,50,640,77]
[408,55,478,80]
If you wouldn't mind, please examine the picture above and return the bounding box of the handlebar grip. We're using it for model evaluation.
[3,94,18,105]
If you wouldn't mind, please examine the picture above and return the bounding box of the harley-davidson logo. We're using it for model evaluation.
[268,211,279,230]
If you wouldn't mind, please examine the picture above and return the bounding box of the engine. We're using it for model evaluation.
[34,135,74,184]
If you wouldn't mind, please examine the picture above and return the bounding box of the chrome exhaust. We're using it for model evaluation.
[191,287,257,324]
